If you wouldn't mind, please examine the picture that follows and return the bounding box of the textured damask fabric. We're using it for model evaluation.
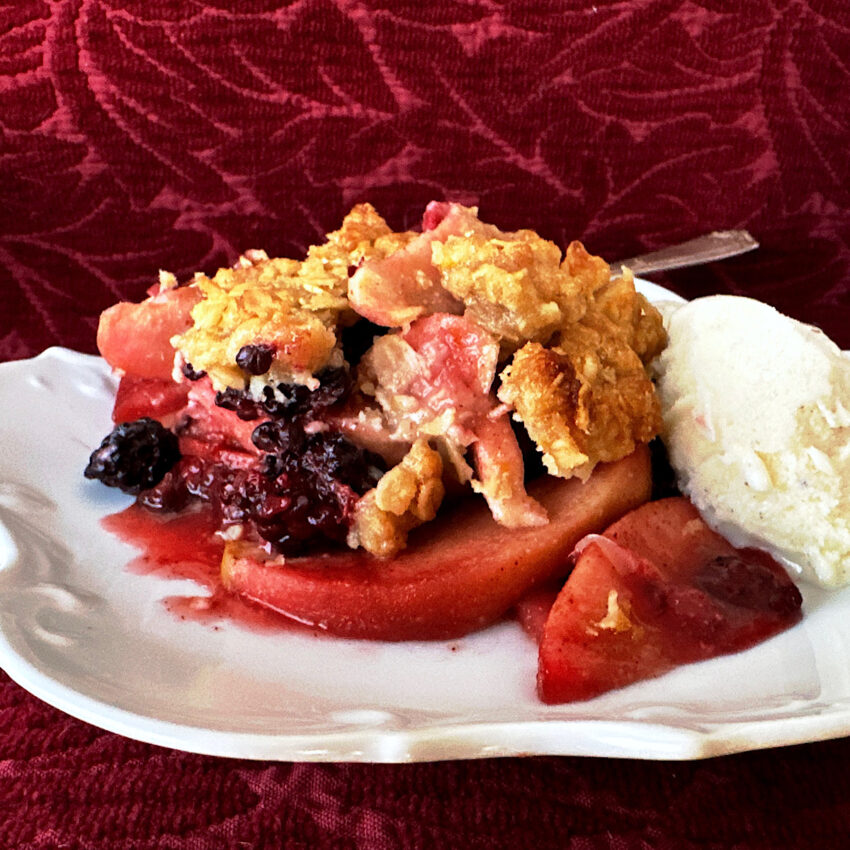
[2,1,850,847]
[4,0,850,356]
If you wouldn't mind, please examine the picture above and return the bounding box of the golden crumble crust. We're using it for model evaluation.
[349,439,445,558]
[590,269,667,364]
[174,204,413,391]
[309,202,416,267]
[431,230,588,349]
[561,240,612,296]
[175,257,344,390]
[498,307,662,481]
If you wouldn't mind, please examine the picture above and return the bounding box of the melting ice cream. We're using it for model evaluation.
[654,295,850,588]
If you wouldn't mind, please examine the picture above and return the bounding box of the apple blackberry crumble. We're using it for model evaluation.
[86,201,665,559]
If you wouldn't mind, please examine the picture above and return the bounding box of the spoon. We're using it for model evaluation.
[608,230,758,277]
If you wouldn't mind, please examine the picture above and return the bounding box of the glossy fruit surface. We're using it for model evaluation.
[112,375,190,424]
[537,497,803,703]
[97,286,200,380]
[221,447,652,640]
[84,417,181,494]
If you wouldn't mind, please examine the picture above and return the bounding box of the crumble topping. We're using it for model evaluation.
[175,256,344,391]
[498,306,662,482]
[496,248,665,483]
[588,589,641,637]
[174,204,413,392]
[93,200,667,557]
[349,439,445,557]
[590,268,668,365]
[430,228,588,350]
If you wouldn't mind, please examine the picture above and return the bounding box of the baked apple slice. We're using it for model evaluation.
[221,447,652,640]
[538,497,803,703]
[97,285,200,380]
[112,376,190,424]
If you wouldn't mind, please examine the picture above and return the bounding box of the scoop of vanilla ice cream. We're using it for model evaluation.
[654,295,850,588]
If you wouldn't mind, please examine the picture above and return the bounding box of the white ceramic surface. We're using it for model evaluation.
[2,282,850,762]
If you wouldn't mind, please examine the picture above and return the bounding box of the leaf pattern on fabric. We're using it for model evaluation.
[1,0,849,352]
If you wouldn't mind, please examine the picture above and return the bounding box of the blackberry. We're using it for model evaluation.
[181,361,206,381]
[256,490,352,555]
[258,383,312,417]
[121,422,383,554]
[256,368,353,419]
[251,420,305,454]
[85,418,181,495]
[214,387,262,420]
[300,432,382,493]
[236,343,275,375]
[307,368,352,413]
[256,431,385,554]
[211,468,288,526]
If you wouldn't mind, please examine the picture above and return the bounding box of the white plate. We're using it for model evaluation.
[3,282,850,762]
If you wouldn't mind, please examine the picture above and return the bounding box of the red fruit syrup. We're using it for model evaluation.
[102,504,320,635]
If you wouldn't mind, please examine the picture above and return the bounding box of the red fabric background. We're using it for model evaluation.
[3,1,850,847]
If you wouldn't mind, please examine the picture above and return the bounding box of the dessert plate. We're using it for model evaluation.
[2,281,850,762]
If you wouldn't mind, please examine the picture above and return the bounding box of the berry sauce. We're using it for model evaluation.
[102,504,318,634]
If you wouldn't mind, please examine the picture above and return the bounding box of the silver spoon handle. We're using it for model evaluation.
[609,230,758,277]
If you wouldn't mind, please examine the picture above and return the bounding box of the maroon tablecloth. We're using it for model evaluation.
[3,2,850,846]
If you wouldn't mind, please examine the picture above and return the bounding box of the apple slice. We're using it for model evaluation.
[112,376,190,424]
[537,497,803,703]
[97,285,200,380]
[221,447,652,640]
